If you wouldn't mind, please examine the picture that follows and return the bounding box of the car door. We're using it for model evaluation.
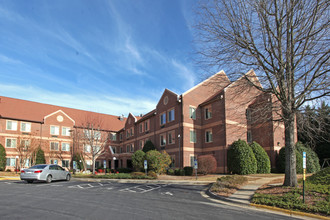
[48,165,58,180]
[57,165,66,180]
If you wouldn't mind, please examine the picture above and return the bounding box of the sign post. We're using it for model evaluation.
[303,152,306,203]
[144,160,148,176]
[194,159,198,180]
[103,160,107,174]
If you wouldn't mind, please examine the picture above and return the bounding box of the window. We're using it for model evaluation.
[160,113,166,125]
[62,160,69,168]
[190,156,197,167]
[94,145,101,153]
[21,140,30,150]
[246,109,252,121]
[6,120,17,131]
[62,127,71,136]
[139,123,143,133]
[189,107,196,119]
[50,159,58,164]
[205,130,213,143]
[205,107,212,119]
[139,140,144,149]
[6,158,16,166]
[61,143,70,151]
[83,145,90,153]
[50,126,59,135]
[168,109,175,122]
[130,128,134,136]
[86,160,92,169]
[21,122,31,132]
[50,142,59,151]
[120,133,123,141]
[6,138,17,148]
[130,144,134,152]
[126,145,130,152]
[120,147,123,153]
[190,130,196,143]
[94,131,101,140]
[170,155,175,168]
[160,134,166,146]
[109,133,117,141]
[168,130,175,145]
[126,130,130,138]
[247,131,252,143]
[145,120,149,131]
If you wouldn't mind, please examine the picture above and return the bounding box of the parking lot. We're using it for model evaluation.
[0,180,299,220]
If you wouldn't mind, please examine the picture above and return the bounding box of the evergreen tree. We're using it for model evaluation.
[0,144,6,171]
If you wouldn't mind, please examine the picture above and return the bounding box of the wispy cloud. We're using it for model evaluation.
[171,59,196,91]
[0,83,156,116]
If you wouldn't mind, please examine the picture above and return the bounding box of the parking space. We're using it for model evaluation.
[0,180,170,195]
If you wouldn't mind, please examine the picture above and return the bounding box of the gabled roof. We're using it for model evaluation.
[182,70,229,96]
[0,96,126,131]
[224,69,262,91]
[199,88,226,107]
[136,109,156,123]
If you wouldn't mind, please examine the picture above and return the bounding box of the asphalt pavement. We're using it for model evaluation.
[0,179,305,220]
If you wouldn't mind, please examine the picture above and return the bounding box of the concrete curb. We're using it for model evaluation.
[0,176,20,181]
[250,203,329,220]
[72,177,213,185]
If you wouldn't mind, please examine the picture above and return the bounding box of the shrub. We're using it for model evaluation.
[307,167,330,185]
[145,150,171,174]
[132,150,146,171]
[184,167,194,176]
[142,140,156,153]
[73,153,84,170]
[227,140,257,175]
[174,168,185,176]
[250,141,271,174]
[296,142,320,173]
[147,171,157,178]
[198,154,217,174]
[131,172,146,177]
[0,144,6,171]
[117,168,132,173]
[35,147,46,164]
[6,169,11,172]
[276,147,303,174]
[167,168,175,175]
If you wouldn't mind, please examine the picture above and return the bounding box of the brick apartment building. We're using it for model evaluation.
[0,70,287,172]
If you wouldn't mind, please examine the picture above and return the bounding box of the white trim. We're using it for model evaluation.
[44,110,75,125]
[182,70,229,96]
[20,121,31,132]
[224,69,262,92]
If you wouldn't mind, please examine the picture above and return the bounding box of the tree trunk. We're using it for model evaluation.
[92,158,96,175]
[283,110,298,187]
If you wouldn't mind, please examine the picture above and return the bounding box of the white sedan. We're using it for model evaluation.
[20,164,71,183]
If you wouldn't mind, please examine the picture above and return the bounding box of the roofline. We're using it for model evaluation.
[44,110,75,125]
[73,125,116,133]
[182,70,229,96]
[0,116,44,124]
[224,69,262,91]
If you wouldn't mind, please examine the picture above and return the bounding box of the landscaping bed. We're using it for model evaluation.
[73,172,156,180]
[210,175,248,197]
[252,168,330,217]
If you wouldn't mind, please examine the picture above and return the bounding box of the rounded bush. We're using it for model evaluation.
[250,141,271,174]
[198,154,217,174]
[296,142,320,173]
[276,147,303,174]
[142,140,156,153]
[0,144,6,171]
[227,139,257,175]
[132,150,146,172]
[145,150,171,174]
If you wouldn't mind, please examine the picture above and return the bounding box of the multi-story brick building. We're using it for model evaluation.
[0,70,287,172]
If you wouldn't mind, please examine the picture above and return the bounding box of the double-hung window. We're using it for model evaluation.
[205,107,212,119]
[6,138,17,148]
[160,113,166,125]
[168,109,175,122]
[205,130,213,143]
[189,107,196,119]
[160,134,166,146]
[21,122,31,132]
[62,127,71,136]
[50,142,59,151]
[6,158,16,166]
[190,130,196,143]
[50,126,59,135]
[61,143,70,151]
[6,120,17,131]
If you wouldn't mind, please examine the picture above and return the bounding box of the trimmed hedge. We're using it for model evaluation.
[250,141,271,174]
[183,167,194,176]
[296,142,320,173]
[276,147,303,174]
[227,139,257,175]
[0,144,6,171]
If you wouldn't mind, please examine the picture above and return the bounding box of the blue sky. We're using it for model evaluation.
[0,0,201,116]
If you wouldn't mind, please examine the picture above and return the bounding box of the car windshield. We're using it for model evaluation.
[29,165,47,169]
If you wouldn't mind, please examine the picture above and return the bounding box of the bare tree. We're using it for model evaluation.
[195,0,329,186]
[79,115,110,174]
[16,134,41,169]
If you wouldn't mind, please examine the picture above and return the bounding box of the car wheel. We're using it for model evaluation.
[66,174,71,181]
[46,175,52,183]
[26,180,33,184]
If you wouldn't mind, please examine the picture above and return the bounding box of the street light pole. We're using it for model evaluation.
[178,134,181,168]
[69,129,75,174]
[15,156,19,174]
